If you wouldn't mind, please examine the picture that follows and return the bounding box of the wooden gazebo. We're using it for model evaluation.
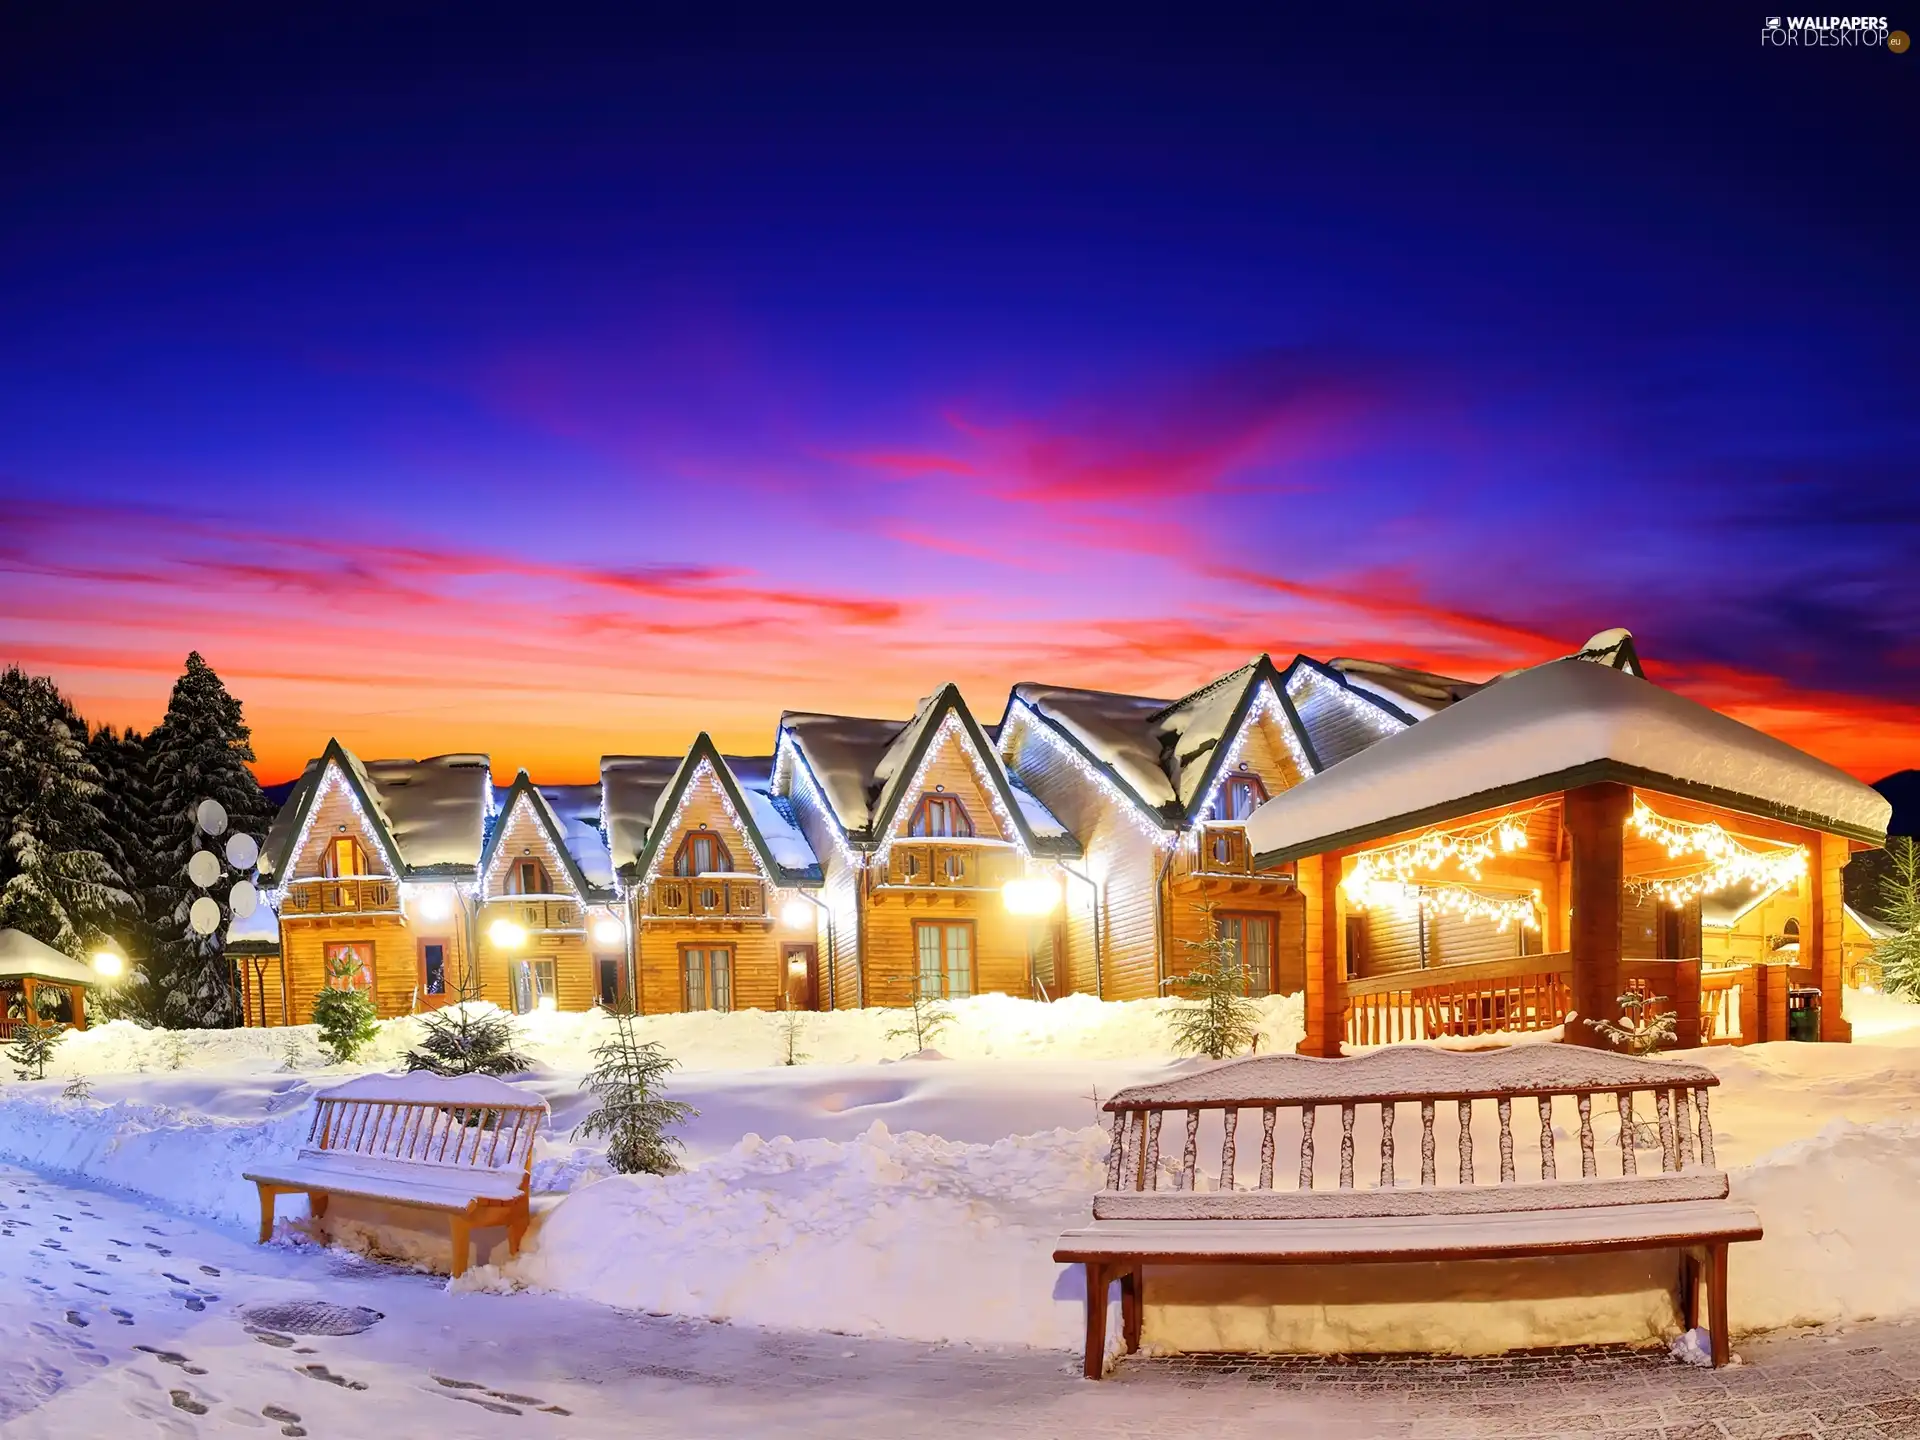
[0,929,100,1038]
[1247,660,1892,1055]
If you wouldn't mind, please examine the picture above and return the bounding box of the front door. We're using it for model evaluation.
[416,939,455,1011]
[782,944,818,1011]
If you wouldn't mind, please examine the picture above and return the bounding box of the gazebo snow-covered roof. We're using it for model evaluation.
[0,929,99,987]
[1247,658,1892,865]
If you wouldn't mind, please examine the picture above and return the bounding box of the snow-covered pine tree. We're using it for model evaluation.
[86,724,157,1020]
[7,1018,61,1080]
[1873,836,1920,997]
[146,654,273,1029]
[1584,990,1677,1054]
[407,1002,530,1076]
[0,667,132,960]
[1161,905,1262,1060]
[573,1008,695,1174]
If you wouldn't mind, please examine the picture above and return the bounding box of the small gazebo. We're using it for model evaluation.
[0,929,100,1035]
[1246,659,1892,1054]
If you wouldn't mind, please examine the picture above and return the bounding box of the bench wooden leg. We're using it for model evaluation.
[1082,1262,1109,1379]
[255,1183,277,1243]
[1119,1265,1143,1354]
[450,1217,472,1278]
[308,1191,329,1243]
[506,1200,530,1258]
[1706,1242,1730,1367]
[1679,1248,1700,1332]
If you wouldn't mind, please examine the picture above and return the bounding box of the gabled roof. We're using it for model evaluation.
[0,929,99,986]
[536,783,617,893]
[260,739,492,883]
[1008,655,1338,828]
[481,772,616,903]
[1248,658,1893,865]
[781,684,1081,857]
[627,734,822,886]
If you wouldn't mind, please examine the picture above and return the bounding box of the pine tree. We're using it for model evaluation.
[0,668,132,960]
[885,975,954,1055]
[573,1008,695,1174]
[86,724,158,1021]
[1584,991,1678,1055]
[146,654,272,1029]
[407,1003,530,1076]
[311,984,379,1066]
[7,1019,62,1080]
[1873,836,1920,997]
[1162,906,1262,1060]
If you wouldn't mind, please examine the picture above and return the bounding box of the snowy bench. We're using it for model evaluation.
[1054,1047,1761,1377]
[244,1072,547,1277]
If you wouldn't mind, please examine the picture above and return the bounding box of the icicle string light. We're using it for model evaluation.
[1002,702,1174,847]
[1342,812,1534,902]
[482,791,597,900]
[639,759,772,885]
[874,713,1031,867]
[1191,681,1315,822]
[1626,798,1807,908]
[1285,667,1402,737]
[773,733,864,871]
[267,762,395,905]
[1346,877,1541,933]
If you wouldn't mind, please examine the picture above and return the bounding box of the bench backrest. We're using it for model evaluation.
[1097,1046,1723,1222]
[305,1072,547,1190]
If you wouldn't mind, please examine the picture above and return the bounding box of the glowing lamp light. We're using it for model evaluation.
[1002,877,1062,916]
[418,888,453,922]
[90,951,125,978]
[780,898,815,929]
[591,916,626,946]
[488,918,528,948]
[536,996,558,1013]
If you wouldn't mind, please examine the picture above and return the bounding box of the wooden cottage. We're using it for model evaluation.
[474,773,625,1015]
[602,735,824,1014]
[0,928,100,1036]
[997,654,1412,1002]
[1244,658,1892,1055]
[774,684,1083,1009]
[256,740,492,1023]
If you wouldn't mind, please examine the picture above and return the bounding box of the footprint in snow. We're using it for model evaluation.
[109,1239,133,1248]
[263,1403,306,1436]
[200,1265,221,1276]
[169,1390,209,1416]
[249,1330,296,1349]
[65,1311,89,1328]
[111,1308,135,1326]
[136,1345,209,1376]
[78,1284,110,1295]
[298,1364,367,1391]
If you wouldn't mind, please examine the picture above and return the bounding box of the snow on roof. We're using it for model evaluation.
[1700,880,1778,929]
[778,711,905,833]
[1247,658,1893,861]
[1153,664,1265,810]
[599,755,682,870]
[1324,657,1482,720]
[226,904,280,947]
[606,744,820,883]
[738,784,820,875]
[360,753,493,872]
[1285,662,1408,768]
[0,929,99,986]
[1007,774,1072,841]
[537,783,616,892]
[1008,682,1179,813]
[1847,904,1896,941]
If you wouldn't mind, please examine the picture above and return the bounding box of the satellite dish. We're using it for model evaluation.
[189,896,222,936]
[225,833,259,870]
[230,879,259,919]
[197,798,229,836]
[187,849,222,889]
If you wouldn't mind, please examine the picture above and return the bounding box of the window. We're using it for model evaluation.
[674,830,733,877]
[323,836,370,878]
[909,793,973,838]
[596,958,623,1009]
[532,959,557,1004]
[325,942,373,991]
[683,946,733,1012]
[914,921,974,999]
[1215,774,1268,822]
[1214,913,1274,997]
[419,941,448,996]
[507,858,552,895]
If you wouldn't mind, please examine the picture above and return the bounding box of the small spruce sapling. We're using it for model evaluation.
[61,1073,92,1101]
[7,1020,62,1080]
[777,1006,808,1066]
[311,984,379,1066]
[407,1003,529,1076]
[885,975,953,1055]
[573,1007,695,1175]
[1161,905,1262,1060]
[162,1031,188,1071]
[1584,990,1677,1056]
[1872,836,1920,998]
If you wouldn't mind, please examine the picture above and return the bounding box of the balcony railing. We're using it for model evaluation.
[649,876,766,919]
[883,843,1018,889]
[283,877,400,915]
[486,897,584,931]
[1343,952,1575,1047]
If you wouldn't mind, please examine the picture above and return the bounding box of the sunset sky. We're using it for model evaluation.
[3,9,1914,784]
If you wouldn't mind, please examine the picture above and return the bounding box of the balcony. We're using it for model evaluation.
[283,877,400,916]
[485,897,584,932]
[649,876,766,919]
[883,842,1018,890]
[1343,952,1574,1047]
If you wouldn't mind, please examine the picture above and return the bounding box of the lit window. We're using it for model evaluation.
[909,794,973,838]
[323,837,370,878]
[674,830,733,877]
[1215,775,1268,822]
[914,921,974,998]
[508,858,552,895]
[1214,914,1274,997]
[683,947,733,1011]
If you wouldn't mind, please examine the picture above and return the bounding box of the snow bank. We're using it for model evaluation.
[491,1121,1110,1348]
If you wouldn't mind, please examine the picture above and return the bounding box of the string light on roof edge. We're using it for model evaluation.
[1345,875,1541,933]
[1342,813,1533,898]
[1003,702,1173,847]
[773,735,863,872]
[638,759,773,886]
[481,790,595,901]
[874,713,1031,867]
[268,762,391,906]
[1192,681,1315,823]
[1626,798,1807,907]
[1285,666,1403,734]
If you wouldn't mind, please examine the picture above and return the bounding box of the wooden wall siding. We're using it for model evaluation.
[278,887,474,1023]
[236,954,289,1027]
[486,802,573,893]
[1355,902,1422,978]
[1204,713,1307,816]
[475,925,596,1013]
[1288,676,1393,768]
[289,774,394,880]
[780,768,863,1009]
[891,737,1008,841]
[636,922,783,1013]
[1162,881,1306,994]
[859,888,1036,1006]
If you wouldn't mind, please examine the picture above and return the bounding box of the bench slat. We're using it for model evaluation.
[1092,1169,1729,1222]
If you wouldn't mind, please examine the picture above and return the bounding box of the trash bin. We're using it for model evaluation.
[1787,987,1821,1042]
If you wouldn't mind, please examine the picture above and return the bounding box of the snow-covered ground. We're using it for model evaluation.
[4,989,1920,1357]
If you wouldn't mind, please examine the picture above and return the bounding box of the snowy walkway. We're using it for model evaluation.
[1,1161,1914,1440]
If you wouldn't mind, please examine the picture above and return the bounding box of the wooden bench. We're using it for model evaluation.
[1055,1047,1761,1378]
[244,1072,547,1277]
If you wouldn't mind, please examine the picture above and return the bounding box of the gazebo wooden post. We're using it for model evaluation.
[21,975,36,1026]
[71,983,85,1032]
[1811,832,1851,1042]
[1297,851,1345,1057]
[1565,783,1632,1048]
